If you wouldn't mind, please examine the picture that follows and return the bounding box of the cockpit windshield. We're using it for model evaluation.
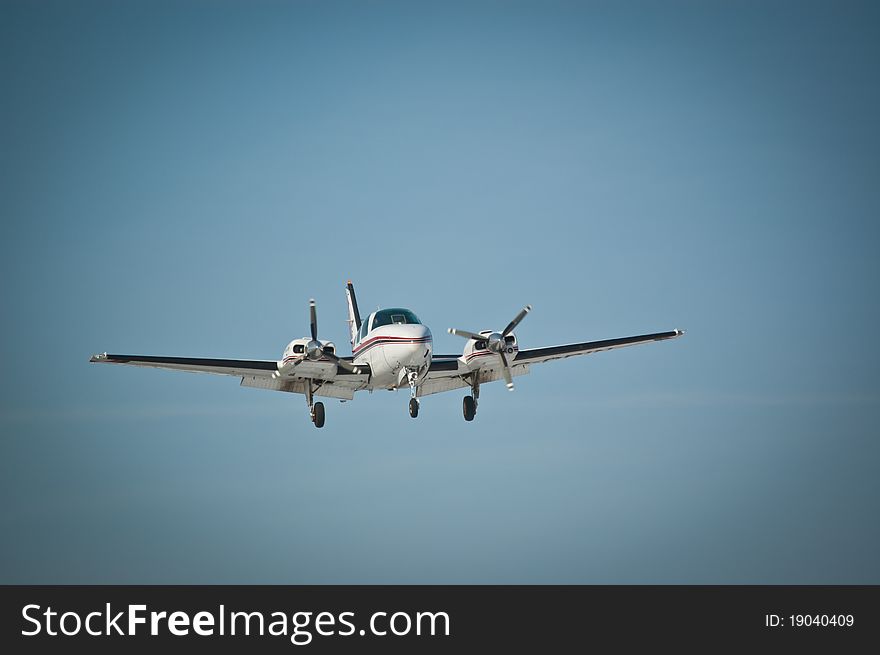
[371,308,421,329]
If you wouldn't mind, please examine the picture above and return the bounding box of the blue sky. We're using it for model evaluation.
[1,0,878,582]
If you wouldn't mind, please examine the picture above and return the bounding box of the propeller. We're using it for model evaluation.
[306,299,361,373]
[448,305,531,390]
[277,300,361,377]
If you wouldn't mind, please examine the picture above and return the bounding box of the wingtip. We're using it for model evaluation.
[447,328,455,335]
[89,352,107,363]
[676,329,686,336]
[506,383,515,391]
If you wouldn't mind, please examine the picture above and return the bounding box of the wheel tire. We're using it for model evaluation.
[409,398,419,418]
[463,395,476,421]
[313,402,325,428]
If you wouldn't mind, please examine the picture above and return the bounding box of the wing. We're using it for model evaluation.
[418,359,531,397]
[90,353,280,376]
[416,355,471,397]
[89,353,371,400]
[416,329,683,397]
[514,329,684,365]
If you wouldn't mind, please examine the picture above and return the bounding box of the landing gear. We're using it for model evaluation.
[463,373,479,421]
[463,395,476,421]
[306,381,325,428]
[312,401,325,428]
[406,368,420,419]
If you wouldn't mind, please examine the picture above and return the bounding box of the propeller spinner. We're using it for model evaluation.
[448,305,531,390]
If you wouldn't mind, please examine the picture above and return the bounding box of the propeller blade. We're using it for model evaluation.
[448,328,485,341]
[324,351,360,374]
[499,350,514,391]
[502,305,531,337]
[309,299,318,341]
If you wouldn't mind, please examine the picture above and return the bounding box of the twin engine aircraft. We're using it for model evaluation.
[90,281,684,428]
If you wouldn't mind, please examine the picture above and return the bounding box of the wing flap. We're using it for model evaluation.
[417,363,530,397]
[241,376,358,400]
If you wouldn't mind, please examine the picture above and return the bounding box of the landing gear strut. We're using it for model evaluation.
[406,368,420,419]
[306,381,325,428]
[463,374,479,421]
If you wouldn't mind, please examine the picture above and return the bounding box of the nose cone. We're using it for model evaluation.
[380,324,432,370]
[386,323,428,337]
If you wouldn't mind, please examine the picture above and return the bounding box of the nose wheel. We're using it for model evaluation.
[405,368,421,419]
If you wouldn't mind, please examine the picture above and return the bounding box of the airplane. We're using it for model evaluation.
[90,281,684,428]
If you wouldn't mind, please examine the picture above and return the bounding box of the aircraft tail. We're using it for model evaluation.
[344,280,362,347]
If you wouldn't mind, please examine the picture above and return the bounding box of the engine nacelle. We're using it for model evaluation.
[461,330,518,369]
[282,338,336,361]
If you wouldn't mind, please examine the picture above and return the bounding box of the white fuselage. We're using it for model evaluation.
[352,314,433,388]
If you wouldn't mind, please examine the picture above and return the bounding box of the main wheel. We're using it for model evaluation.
[409,398,419,418]
[313,401,325,428]
[463,395,476,421]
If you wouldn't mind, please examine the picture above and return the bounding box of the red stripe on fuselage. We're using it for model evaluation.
[352,334,432,355]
